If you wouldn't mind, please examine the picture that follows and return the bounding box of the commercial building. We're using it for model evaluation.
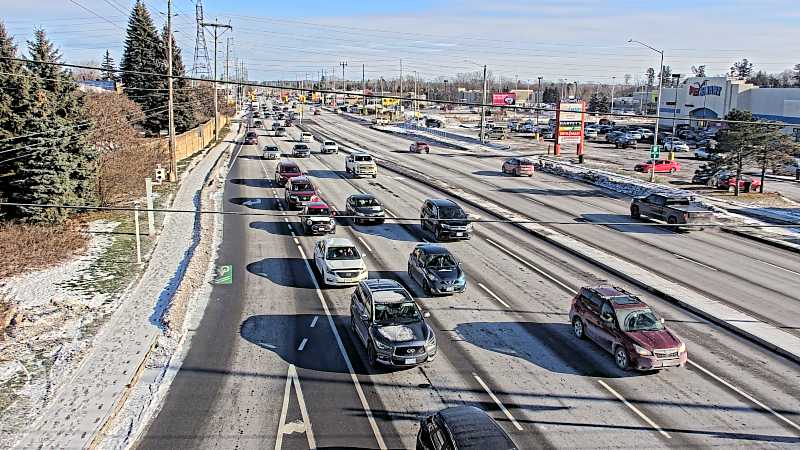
[659,76,800,137]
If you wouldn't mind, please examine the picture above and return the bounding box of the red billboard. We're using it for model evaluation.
[492,92,516,106]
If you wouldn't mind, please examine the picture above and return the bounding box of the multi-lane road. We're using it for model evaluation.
[136,105,800,449]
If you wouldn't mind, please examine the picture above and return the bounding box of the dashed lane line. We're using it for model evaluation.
[310,316,319,328]
[672,253,718,271]
[477,283,511,309]
[755,259,800,277]
[473,373,524,431]
[484,237,574,293]
[298,338,308,352]
[598,380,671,439]
[357,236,373,253]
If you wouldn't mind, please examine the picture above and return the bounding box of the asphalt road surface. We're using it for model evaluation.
[136,106,800,449]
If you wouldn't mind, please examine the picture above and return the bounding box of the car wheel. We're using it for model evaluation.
[670,168,676,174]
[572,317,586,340]
[423,279,432,295]
[367,341,378,368]
[350,314,358,336]
[614,346,630,371]
[630,205,640,219]
[667,216,678,226]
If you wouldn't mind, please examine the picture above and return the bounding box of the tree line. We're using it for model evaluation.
[0,0,224,224]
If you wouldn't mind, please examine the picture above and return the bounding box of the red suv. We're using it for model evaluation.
[569,286,687,371]
[410,142,430,153]
[501,158,534,177]
[274,161,302,186]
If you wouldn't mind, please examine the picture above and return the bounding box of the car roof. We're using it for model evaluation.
[360,278,404,293]
[352,150,371,155]
[289,175,311,183]
[582,286,647,309]
[349,193,377,201]
[435,406,517,450]
[415,243,451,255]
[305,201,329,209]
[322,237,355,248]
[280,161,299,169]
[428,198,459,207]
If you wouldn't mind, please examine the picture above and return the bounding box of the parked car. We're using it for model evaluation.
[292,143,311,158]
[425,118,443,128]
[501,157,534,176]
[321,140,339,154]
[605,130,624,143]
[275,127,287,137]
[693,147,725,161]
[314,238,368,286]
[313,108,321,115]
[244,131,258,145]
[417,406,518,450]
[638,128,654,140]
[350,279,436,367]
[300,201,336,235]
[627,130,643,141]
[712,172,761,191]
[420,199,471,241]
[262,145,280,160]
[630,193,714,227]
[407,244,466,295]
[253,120,263,128]
[274,160,302,185]
[691,165,715,185]
[300,131,314,142]
[345,193,385,224]
[284,175,316,210]
[634,159,681,174]
[569,285,688,371]
[345,152,378,178]
[664,139,690,152]
[542,128,555,139]
[486,125,508,140]
[410,142,430,154]
[584,128,599,140]
[612,133,637,149]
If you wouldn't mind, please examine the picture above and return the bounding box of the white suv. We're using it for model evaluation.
[313,238,368,286]
[301,132,314,142]
[346,152,378,178]
[321,140,339,154]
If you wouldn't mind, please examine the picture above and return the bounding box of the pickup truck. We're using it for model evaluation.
[630,193,714,228]
[345,152,378,178]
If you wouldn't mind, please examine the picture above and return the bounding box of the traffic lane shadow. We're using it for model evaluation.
[229,178,272,188]
[229,197,280,211]
[341,221,422,243]
[237,154,265,160]
[579,214,675,235]
[250,220,296,237]
[498,187,606,197]
[473,170,506,177]
[247,257,317,289]
[305,169,345,179]
[454,321,644,379]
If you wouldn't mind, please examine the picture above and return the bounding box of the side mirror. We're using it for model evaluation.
[360,313,369,321]
[423,311,431,318]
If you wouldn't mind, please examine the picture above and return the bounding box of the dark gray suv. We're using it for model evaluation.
[420,199,472,241]
[350,279,437,368]
[407,244,466,295]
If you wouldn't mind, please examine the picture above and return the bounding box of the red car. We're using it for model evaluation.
[634,159,681,174]
[715,172,761,191]
[284,175,317,210]
[569,286,687,371]
[410,142,430,153]
[501,158,534,177]
[274,161,302,186]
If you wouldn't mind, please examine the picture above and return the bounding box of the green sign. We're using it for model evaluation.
[214,265,233,285]
[650,145,661,158]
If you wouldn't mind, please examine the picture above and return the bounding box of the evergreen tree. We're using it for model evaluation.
[101,49,117,82]
[9,29,97,222]
[793,63,800,86]
[542,85,560,104]
[121,0,165,136]
[730,58,753,78]
[715,110,773,196]
[691,65,706,77]
[162,25,196,133]
[645,67,655,88]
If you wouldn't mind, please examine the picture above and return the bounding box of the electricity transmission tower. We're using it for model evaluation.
[192,0,211,79]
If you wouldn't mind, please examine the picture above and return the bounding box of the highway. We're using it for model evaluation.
[136,106,800,449]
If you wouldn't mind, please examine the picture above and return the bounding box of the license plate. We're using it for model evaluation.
[445,287,454,292]
[404,358,416,365]
[455,232,464,237]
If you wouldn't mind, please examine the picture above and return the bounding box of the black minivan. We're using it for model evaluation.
[417,406,518,450]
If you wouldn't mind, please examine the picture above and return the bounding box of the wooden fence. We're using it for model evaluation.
[152,115,230,162]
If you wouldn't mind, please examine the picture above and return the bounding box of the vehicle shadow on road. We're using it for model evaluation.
[305,169,345,179]
[229,178,272,188]
[454,321,643,379]
[229,197,280,211]
[580,214,675,235]
[473,170,506,177]
[247,257,316,289]
[343,222,422,243]
[498,187,606,197]
[249,221,295,237]
[237,155,264,161]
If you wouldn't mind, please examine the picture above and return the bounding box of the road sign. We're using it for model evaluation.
[214,265,232,285]
[650,145,661,158]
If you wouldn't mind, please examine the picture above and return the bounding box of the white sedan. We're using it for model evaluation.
[664,139,690,152]
[321,140,339,154]
[313,238,368,286]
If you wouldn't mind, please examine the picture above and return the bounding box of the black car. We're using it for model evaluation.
[612,133,637,149]
[244,131,258,145]
[345,193,385,224]
[350,279,437,368]
[407,244,466,295]
[417,406,518,450]
[420,199,471,241]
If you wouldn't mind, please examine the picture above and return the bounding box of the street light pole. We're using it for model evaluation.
[537,76,542,127]
[166,0,176,181]
[480,64,487,143]
[629,39,664,182]
[670,73,681,160]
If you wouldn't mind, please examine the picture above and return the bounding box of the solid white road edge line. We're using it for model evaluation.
[310,316,319,328]
[672,253,718,271]
[597,380,671,439]
[298,338,308,352]
[484,237,574,292]
[687,360,800,432]
[477,283,511,309]
[755,259,800,277]
[296,244,388,450]
[357,236,373,253]
[472,373,524,431]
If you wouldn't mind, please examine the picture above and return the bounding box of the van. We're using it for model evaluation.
[301,132,313,142]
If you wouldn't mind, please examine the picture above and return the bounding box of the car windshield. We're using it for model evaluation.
[374,301,421,325]
[326,246,361,260]
[295,145,309,150]
[281,165,299,173]
[265,147,278,152]
[353,197,380,207]
[291,183,313,192]
[618,308,665,332]
[425,254,457,269]
[355,155,372,162]
[438,206,467,219]
[306,207,330,216]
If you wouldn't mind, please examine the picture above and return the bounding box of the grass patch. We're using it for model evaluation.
[0,223,88,280]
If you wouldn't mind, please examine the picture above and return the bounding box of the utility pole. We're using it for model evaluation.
[610,76,616,115]
[167,0,177,181]
[413,70,418,122]
[225,37,232,96]
[340,61,347,91]
[201,20,233,141]
[480,64,487,143]
[399,59,403,119]
[362,64,366,115]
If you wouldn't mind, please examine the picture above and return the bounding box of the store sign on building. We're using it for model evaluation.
[688,80,722,97]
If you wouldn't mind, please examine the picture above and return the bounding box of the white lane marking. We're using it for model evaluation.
[298,338,308,351]
[310,316,318,328]
[283,217,289,222]
[473,373,524,431]
[293,237,300,245]
[672,253,718,271]
[275,364,316,450]
[687,360,800,432]
[477,283,511,309]
[755,259,800,277]
[257,342,276,349]
[597,380,671,439]
[288,224,294,231]
[296,245,388,449]
[393,176,405,180]
[484,237,574,292]
[357,236,373,253]
[384,209,395,217]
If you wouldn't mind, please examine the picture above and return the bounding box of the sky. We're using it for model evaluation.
[2,0,799,85]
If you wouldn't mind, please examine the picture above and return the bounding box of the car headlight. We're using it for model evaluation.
[373,339,392,351]
[305,219,313,225]
[440,223,450,229]
[426,273,437,281]
[677,342,686,353]
[633,344,651,356]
